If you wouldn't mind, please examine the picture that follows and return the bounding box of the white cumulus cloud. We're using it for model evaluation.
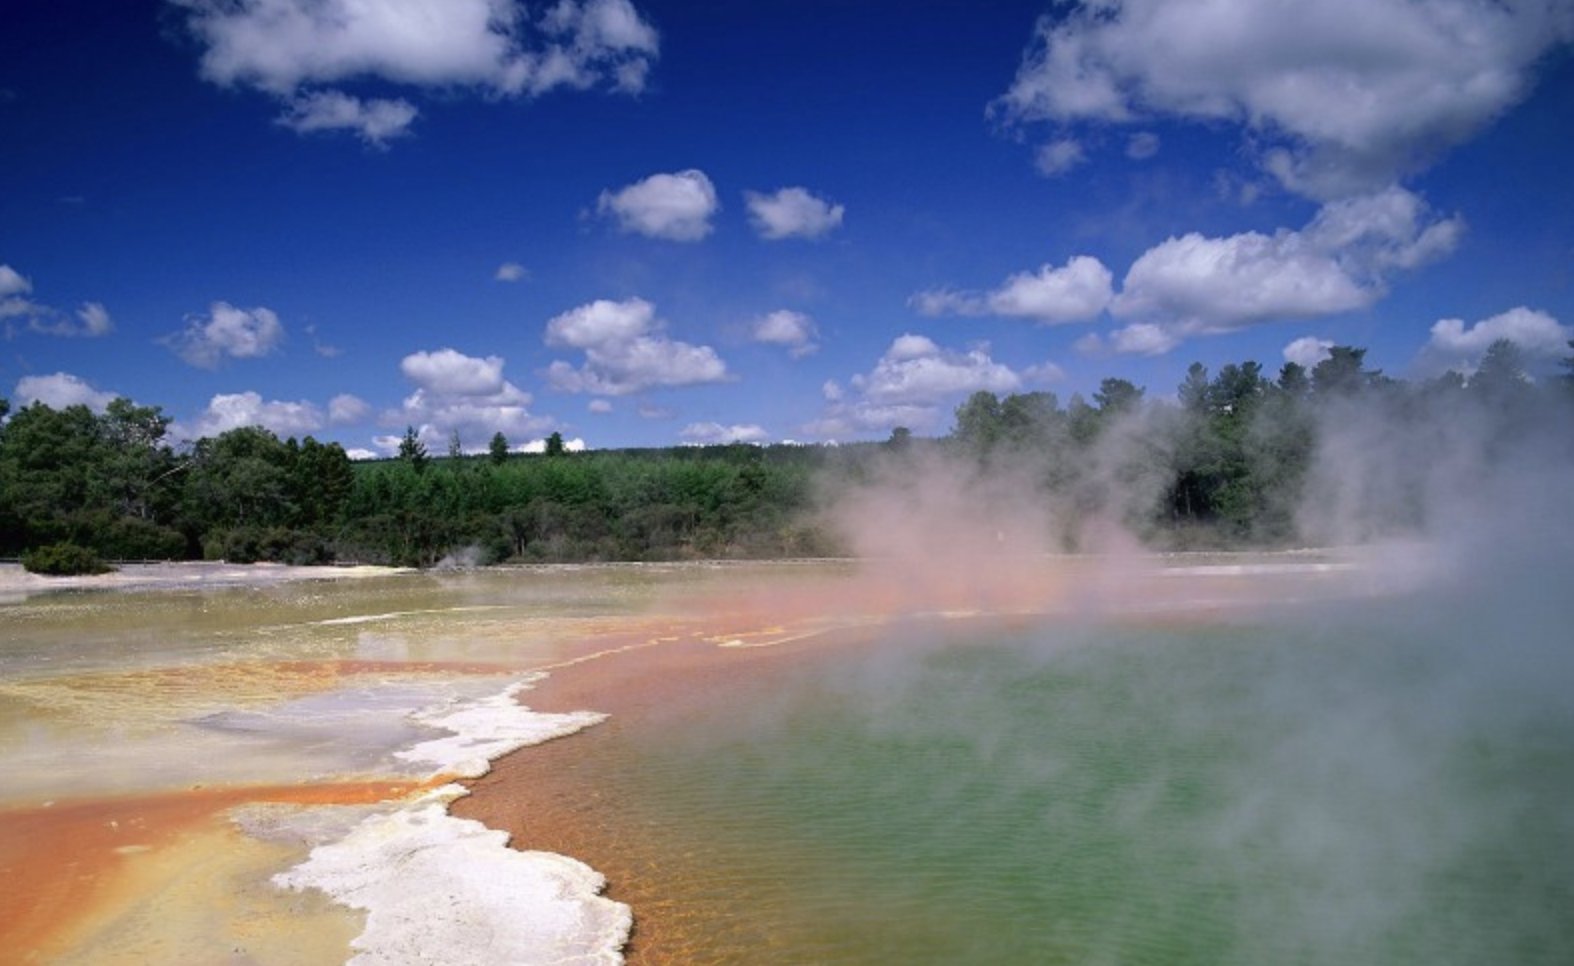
[390,349,544,445]
[14,372,119,412]
[173,0,660,141]
[744,187,845,240]
[328,393,372,424]
[853,334,1020,405]
[164,302,285,368]
[1416,306,1572,376]
[520,435,586,454]
[913,255,1114,325]
[178,391,325,441]
[679,422,769,445]
[544,297,729,395]
[1116,231,1370,330]
[494,261,528,282]
[751,309,819,357]
[801,334,1029,442]
[597,169,718,241]
[994,0,1574,197]
[400,348,506,395]
[1110,186,1461,350]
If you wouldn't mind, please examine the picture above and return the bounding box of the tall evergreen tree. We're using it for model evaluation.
[399,426,429,472]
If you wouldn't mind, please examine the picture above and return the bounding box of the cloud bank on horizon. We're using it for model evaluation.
[2,0,1571,453]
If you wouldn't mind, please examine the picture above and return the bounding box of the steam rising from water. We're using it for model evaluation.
[717,388,1574,962]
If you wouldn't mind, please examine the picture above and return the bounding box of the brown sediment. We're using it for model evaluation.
[0,779,431,962]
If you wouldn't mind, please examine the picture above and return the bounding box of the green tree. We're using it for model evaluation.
[953,391,1004,451]
[1179,363,1210,413]
[183,426,294,534]
[545,431,566,458]
[489,431,510,465]
[0,402,106,552]
[291,436,353,528]
[1471,339,1527,394]
[399,426,429,472]
[1093,378,1144,416]
[1276,362,1310,397]
[1311,346,1375,397]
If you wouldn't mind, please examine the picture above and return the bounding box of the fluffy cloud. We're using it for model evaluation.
[801,334,1029,441]
[520,435,586,454]
[588,398,613,413]
[1034,138,1086,177]
[856,334,1019,403]
[1116,231,1370,330]
[0,264,114,338]
[164,302,285,368]
[328,393,372,424]
[597,170,718,241]
[744,187,845,240]
[275,91,418,145]
[1416,306,1572,376]
[14,372,119,412]
[679,422,769,445]
[751,309,819,357]
[913,255,1114,325]
[174,0,660,140]
[494,261,528,282]
[400,348,505,395]
[995,0,1574,197]
[1109,186,1461,349]
[1109,323,1179,357]
[390,348,545,445]
[544,297,729,395]
[1283,336,1335,370]
[177,391,324,441]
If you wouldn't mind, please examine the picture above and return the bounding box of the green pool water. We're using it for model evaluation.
[597,600,1574,964]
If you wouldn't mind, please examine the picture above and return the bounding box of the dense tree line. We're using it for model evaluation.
[0,399,840,568]
[1,339,1569,570]
[944,340,1573,548]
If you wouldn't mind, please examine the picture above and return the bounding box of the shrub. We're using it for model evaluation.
[22,542,114,576]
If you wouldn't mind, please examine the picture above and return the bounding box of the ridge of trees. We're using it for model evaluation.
[1,341,1569,568]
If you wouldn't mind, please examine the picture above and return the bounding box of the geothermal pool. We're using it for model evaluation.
[1,554,1570,964]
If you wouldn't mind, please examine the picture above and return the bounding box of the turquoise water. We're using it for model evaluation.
[607,599,1574,964]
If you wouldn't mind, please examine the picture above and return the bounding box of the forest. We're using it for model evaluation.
[2,341,1569,573]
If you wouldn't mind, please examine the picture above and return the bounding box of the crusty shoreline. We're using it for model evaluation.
[0,560,411,601]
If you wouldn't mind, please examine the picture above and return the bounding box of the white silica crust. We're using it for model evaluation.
[269,678,627,964]
[275,786,631,965]
[396,676,608,779]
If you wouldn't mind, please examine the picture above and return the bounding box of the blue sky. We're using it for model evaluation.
[3,0,1571,456]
